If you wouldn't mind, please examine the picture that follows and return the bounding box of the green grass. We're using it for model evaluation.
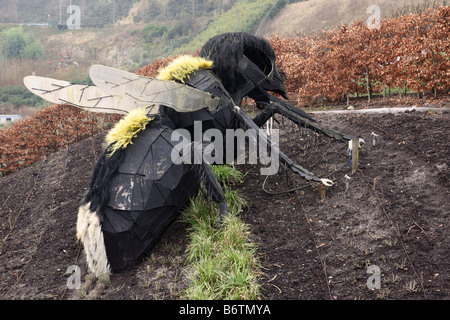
[0,85,45,107]
[175,0,281,54]
[181,165,262,300]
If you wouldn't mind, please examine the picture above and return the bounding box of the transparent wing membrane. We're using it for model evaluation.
[89,65,220,114]
[23,76,130,115]
[23,65,220,115]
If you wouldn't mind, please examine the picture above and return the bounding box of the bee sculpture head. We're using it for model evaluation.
[200,32,288,106]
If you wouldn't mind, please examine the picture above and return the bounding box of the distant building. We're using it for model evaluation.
[0,114,22,125]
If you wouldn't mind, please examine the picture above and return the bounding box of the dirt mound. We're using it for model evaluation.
[0,108,448,300]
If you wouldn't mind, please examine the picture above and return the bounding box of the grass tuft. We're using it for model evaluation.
[182,165,261,300]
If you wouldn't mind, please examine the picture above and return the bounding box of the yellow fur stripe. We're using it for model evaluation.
[156,55,213,83]
[105,108,152,154]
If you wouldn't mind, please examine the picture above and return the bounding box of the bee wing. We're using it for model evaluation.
[89,64,220,113]
[23,75,135,115]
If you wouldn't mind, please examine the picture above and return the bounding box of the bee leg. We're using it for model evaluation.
[200,161,229,224]
[191,144,228,222]
[234,106,327,184]
[253,100,354,142]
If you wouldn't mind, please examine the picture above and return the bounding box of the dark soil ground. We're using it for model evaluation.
[0,101,448,301]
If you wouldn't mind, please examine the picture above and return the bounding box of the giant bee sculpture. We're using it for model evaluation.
[24,32,354,277]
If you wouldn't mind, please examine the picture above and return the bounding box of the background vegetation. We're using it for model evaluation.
[0,26,44,60]
[0,0,137,25]
[0,105,120,176]
[0,85,44,108]
[0,0,293,111]
[174,0,288,54]
[271,6,449,105]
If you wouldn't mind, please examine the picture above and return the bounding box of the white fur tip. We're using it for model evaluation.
[77,203,111,277]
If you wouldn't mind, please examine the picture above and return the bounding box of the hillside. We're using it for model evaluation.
[0,0,285,83]
[0,0,139,25]
[2,0,443,75]
[258,0,447,36]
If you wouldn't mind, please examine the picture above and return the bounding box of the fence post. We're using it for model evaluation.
[351,138,359,173]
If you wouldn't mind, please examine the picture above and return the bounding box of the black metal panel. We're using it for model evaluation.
[144,181,166,210]
[157,164,183,191]
[150,136,175,181]
[118,126,164,175]
[107,174,135,211]
[131,175,145,211]
[103,207,134,234]
[118,139,152,175]
[103,205,180,272]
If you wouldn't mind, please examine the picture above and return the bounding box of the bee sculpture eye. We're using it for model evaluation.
[243,46,273,76]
